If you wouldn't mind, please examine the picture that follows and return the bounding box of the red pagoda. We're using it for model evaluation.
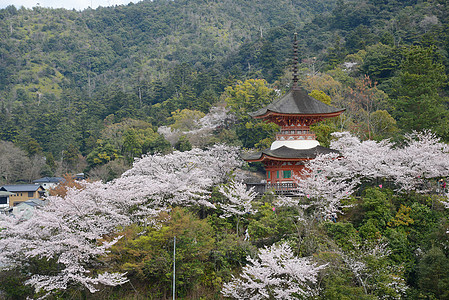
[243,34,345,191]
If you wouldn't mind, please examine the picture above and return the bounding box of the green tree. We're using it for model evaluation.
[369,110,398,140]
[309,89,332,105]
[24,138,42,157]
[143,135,172,155]
[168,109,205,131]
[224,79,278,148]
[360,43,401,86]
[123,129,142,163]
[360,187,393,229]
[224,79,275,122]
[236,121,278,149]
[106,208,216,298]
[417,246,449,299]
[62,144,81,170]
[86,140,120,169]
[174,136,192,152]
[390,46,449,139]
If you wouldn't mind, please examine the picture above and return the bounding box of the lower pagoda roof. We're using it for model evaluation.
[242,145,340,162]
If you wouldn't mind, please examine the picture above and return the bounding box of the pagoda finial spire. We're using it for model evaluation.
[292,33,299,90]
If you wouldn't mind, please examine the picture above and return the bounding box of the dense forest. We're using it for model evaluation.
[1,0,449,299]
[1,0,448,181]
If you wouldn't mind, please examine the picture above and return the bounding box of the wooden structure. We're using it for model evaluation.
[243,34,344,190]
[0,184,45,207]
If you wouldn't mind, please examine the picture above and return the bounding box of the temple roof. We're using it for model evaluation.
[242,145,340,162]
[249,88,345,118]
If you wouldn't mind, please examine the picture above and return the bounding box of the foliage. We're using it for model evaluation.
[174,135,192,152]
[0,140,47,184]
[0,0,449,167]
[168,109,206,131]
[222,242,327,299]
[309,89,332,105]
[417,246,449,299]
[390,46,449,139]
[106,207,216,297]
[224,79,275,122]
[0,145,241,297]
[2,0,449,298]
[86,140,120,169]
[218,180,257,236]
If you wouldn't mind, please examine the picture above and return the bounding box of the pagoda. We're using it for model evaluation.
[243,34,345,191]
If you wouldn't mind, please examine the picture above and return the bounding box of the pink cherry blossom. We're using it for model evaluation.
[222,243,327,299]
[0,145,242,296]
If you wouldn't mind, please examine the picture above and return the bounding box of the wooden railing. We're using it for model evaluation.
[247,179,448,197]
[246,182,299,195]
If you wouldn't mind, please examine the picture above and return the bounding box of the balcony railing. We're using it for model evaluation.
[246,182,299,195]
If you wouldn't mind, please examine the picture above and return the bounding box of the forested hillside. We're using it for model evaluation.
[2,1,449,299]
[1,0,448,180]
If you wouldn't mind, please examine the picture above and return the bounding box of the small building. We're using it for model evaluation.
[33,177,65,190]
[12,199,46,220]
[243,34,345,192]
[73,173,85,180]
[0,191,14,210]
[0,184,45,207]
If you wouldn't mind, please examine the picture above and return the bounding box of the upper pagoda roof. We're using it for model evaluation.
[249,88,345,118]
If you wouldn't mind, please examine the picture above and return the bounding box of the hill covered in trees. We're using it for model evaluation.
[1,0,448,181]
[2,1,449,299]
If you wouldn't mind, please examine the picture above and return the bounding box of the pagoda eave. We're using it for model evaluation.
[254,110,345,120]
[242,145,341,163]
[245,155,312,163]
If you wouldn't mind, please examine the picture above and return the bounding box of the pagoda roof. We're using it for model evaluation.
[242,145,340,162]
[249,88,345,118]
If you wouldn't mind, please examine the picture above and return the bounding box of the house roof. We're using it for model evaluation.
[249,88,345,118]
[33,177,65,184]
[0,184,44,192]
[17,199,45,207]
[73,173,85,180]
[242,145,340,162]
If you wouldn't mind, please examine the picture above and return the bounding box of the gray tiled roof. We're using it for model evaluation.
[20,199,45,207]
[242,145,339,161]
[0,184,44,192]
[249,88,345,117]
[33,177,65,183]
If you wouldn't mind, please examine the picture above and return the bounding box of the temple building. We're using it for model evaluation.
[243,35,345,191]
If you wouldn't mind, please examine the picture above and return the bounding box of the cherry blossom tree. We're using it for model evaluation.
[388,131,449,191]
[294,153,359,220]
[281,131,449,220]
[158,106,236,147]
[272,131,444,298]
[340,242,408,298]
[196,106,236,130]
[0,181,133,295]
[218,180,257,236]
[157,125,182,146]
[0,145,242,297]
[222,242,327,299]
[118,144,241,210]
[330,130,449,192]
